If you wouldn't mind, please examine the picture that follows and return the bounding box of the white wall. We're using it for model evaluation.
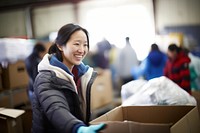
[78,0,154,29]
[0,9,26,37]
[0,0,199,39]
[32,3,76,38]
[77,0,155,60]
[156,0,200,32]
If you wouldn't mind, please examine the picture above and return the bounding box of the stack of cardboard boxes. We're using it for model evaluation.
[0,61,29,108]
[0,61,30,133]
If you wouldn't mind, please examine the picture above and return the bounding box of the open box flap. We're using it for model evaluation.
[171,107,200,133]
[91,106,123,123]
[0,108,25,118]
[106,106,123,121]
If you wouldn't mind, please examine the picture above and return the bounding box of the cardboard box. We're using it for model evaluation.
[15,105,33,133]
[0,108,25,133]
[17,105,32,133]
[2,61,29,89]
[192,91,200,117]
[12,88,29,107]
[91,106,200,133]
[91,69,113,110]
[0,88,29,108]
[0,94,11,108]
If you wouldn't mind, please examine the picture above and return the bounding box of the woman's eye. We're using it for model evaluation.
[74,43,79,45]
[84,44,88,47]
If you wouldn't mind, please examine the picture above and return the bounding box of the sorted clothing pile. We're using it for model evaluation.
[121,76,196,106]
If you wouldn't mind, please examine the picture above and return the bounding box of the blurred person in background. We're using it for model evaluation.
[32,23,105,133]
[164,44,191,94]
[109,44,121,96]
[132,43,167,80]
[117,37,138,84]
[92,38,111,69]
[188,52,200,91]
[183,48,200,91]
[25,42,46,102]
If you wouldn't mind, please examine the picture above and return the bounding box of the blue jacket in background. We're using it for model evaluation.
[132,50,167,80]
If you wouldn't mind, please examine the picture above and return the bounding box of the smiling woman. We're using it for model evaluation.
[32,23,105,133]
[56,29,89,71]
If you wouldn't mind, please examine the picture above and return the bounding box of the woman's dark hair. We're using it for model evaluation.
[33,42,46,54]
[48,23,89,62]
[151,43,159,51]
[168,44,180,53]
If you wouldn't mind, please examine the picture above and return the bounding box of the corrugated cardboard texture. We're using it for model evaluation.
[192,91,200,117]
[0,87,29,108]
[91,106,200,133]
[105,106,123,121]
[122,106,193,123]
[91,106,123,122]
[91,69,113,110]
[98,121,171,133]
[12,88,29,107]
[0,95,11,108]
[101,121,130,133]
[127,121,171,133]
[2,61,29,89]
[171,107,200,133]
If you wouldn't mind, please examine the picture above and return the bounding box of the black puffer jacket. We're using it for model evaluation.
[32,54,97,133]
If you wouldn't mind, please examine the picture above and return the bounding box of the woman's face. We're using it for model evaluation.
[59,30,88,68]
[167,50,177,61]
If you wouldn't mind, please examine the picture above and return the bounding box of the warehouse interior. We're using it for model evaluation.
[0,0,200,133]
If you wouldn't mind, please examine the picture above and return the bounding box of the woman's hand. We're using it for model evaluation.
[77,123,106,133]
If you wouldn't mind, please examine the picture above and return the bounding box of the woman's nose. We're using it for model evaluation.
[78,45,84,53]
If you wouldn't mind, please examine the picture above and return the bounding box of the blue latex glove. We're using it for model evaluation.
[77,123,105,133]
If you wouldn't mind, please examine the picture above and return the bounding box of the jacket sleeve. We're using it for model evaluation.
[34,73,84,133]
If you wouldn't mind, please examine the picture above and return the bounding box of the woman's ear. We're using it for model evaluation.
[56,45,63,51]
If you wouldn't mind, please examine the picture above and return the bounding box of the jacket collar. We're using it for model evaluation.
[49,55,89,78]
[50,55,73,76]
[38,54,92,94]
[38,54,76,91]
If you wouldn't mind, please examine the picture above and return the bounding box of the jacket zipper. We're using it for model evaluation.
[85,71,98,125]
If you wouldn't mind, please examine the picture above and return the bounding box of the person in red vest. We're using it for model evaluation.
[164,44,191,94]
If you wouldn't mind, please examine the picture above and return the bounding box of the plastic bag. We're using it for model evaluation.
[121,79,147,102]
[122,76,197,106]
